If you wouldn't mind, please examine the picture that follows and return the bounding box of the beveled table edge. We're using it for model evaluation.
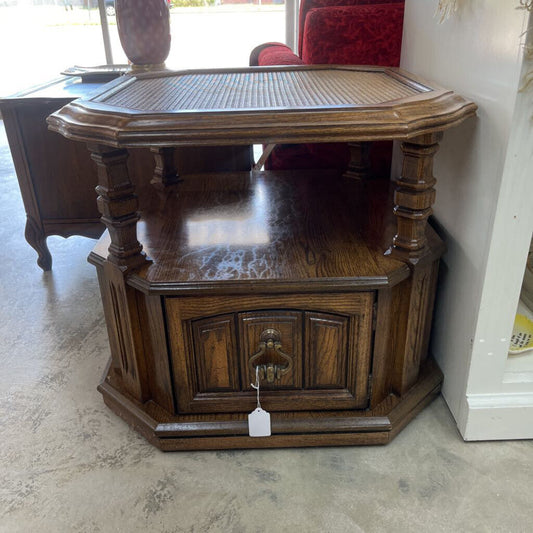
[47,65,477,148]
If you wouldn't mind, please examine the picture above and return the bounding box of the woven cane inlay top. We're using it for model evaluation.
[102,69,423,112]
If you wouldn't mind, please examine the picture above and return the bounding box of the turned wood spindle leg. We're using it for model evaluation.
[343,141,371,180]
[88,143,150,402]
[391,133,442,260]
[89,144,148,270]
[150,147,180,190]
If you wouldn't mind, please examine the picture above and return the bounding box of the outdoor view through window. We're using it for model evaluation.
[0,0,286,97]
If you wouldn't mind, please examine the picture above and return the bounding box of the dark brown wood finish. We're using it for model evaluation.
[97,260,150,402]
[89,144,148,270]
[97,171,410,289]
[150,146,180,189]
[344,142,371,180]
[95,357,443,450]
[48,66,475,266]
[88,170,445,449]
[391,133,442,259]
[192,314,241,393]
[161,287,374,414]
[48,65,476,450]
[137,293,175,414]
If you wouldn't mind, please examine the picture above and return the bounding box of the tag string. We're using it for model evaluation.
[251,366,261,409]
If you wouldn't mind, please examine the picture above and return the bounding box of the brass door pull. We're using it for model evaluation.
[249,328,293,383]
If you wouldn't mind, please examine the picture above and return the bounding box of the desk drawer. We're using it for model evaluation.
[165,293,374,414]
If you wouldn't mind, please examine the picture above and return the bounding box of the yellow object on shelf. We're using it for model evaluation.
[509,314,533,355]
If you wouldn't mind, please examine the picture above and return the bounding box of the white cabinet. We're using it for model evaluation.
[400,0,533,440]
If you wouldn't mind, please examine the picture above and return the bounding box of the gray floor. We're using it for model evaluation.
[1,120,532,533]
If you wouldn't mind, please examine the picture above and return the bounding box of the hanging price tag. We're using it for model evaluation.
[248,366,271,437]
[248,407,271,437]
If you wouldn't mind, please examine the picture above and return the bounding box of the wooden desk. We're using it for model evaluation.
[48,66,476,450]
[0,76,251,270]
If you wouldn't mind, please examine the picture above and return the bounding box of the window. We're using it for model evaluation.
[0,0,292,97]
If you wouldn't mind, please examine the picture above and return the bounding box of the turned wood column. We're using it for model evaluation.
[150,147,180,190]
[88,144,148,271]
[88,144,150,402]
[390,132,442,260]
[343,141,371,180]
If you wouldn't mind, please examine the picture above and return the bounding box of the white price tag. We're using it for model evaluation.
[249,366,271,437]
[248,407,271,437]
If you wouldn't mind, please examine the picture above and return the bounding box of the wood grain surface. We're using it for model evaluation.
[92,170,411,292]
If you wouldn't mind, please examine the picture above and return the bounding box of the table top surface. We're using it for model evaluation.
[0,76,101,104]
[47,65,477,148]
[101,67,423,112]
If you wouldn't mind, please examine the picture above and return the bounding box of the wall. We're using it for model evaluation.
[400,0,533,438]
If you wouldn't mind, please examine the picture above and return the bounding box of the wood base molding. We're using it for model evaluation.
[98,358,442,451]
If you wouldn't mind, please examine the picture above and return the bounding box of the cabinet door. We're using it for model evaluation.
[305,311,369,408]
[191,314,240,393]
[305,312,348,389]
[165,292,373,414]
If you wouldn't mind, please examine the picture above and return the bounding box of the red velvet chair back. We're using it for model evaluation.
[297,0,405,57]
[301,3,404,66]
[250,0,405,173]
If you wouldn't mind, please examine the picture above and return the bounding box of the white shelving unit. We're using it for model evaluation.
[400,0,533,440]
[505,295,533,384]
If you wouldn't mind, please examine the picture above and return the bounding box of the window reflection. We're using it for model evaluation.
[186,181,270,246]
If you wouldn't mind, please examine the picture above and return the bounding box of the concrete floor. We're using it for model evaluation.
[1,120,532,533]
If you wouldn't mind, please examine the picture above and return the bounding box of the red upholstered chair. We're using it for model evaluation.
[250,0,405,176]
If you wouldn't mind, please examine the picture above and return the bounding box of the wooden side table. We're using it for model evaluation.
[48,66,476,450]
